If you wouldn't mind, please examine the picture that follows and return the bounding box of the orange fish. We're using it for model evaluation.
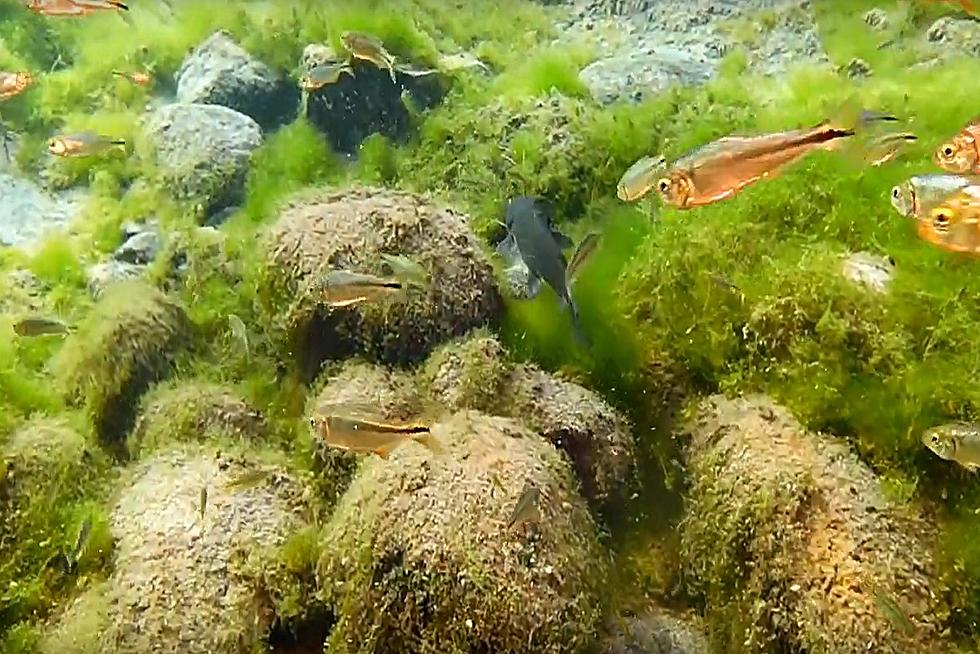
[935,117,980,175]
[654,110,898,209]
[26,0,128,15]
[916,185,980,255]
[0,72,32,101]
[47,132,126,157]
[111,70,152,87]
[923,0,977,14]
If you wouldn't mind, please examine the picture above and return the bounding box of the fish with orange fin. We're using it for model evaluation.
[111,70,152,87]
[0,72,32,101]
[26,0,128,15]
[915,185,980,255]
[309,408,444,459]
[648,108,900,209]
[47,132,126,157]
[935,117,980,175]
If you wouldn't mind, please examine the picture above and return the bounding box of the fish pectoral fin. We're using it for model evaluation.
[551,229,574,250]
[373,447,390,459]
[495,233,520,263]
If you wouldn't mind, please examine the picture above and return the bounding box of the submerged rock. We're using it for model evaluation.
[129,381,266,458]
[259,186,502,376]
[144,103,263,222]
[53,281,192,449]
[0,171,82,248]
[679,394,948,654]
[602,606,711,654]
[42,446,307,654]
[417,331,512,414]
[85,260,145,299]
[502,363,636,512]
[176,30,299,130]
[317,410,607,654]
[841,251,894,294]
[304,55,447,155]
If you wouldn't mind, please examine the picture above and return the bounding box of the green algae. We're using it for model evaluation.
[0,0,978,649]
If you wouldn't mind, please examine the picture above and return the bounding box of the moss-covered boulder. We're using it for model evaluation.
[128,381,266,458]
[317,410,607,654]
[0,418,106,628]
[601,606,710,654]
[52,281,192,450]
[41,445,309,654]
[679,394,948,654]
[39,582,109,654]
[306,360,422,504]
[259,186,502,377]
[501,363,636,512]
[416,330,512,413]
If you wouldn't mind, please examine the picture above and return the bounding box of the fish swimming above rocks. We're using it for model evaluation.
[47,132,126,157]
[496,197,589,345]
[652,109,901,209]
[915,185,980,255]
[617,155,667,202]
[313,269,404,308]
[922,422,980,471]
[27,0,128,15]
[341,31,397,83]
[12,315,70,336]
[111,70,151,87]
[0,72,32,101]
[506,483,541,529]
[935,116,980,175]
[300,61,353,91]
[891,174,979,220]
[309,411,443,459]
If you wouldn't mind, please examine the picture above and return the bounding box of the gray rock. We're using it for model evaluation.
[564,0,828,104]
[86,261,145,299]
[144,103,262,221]
[841,251,894,294]
[925,17,980,57]
[0,172,83,248]
[114,230,160,265]
[603,607,711,654]
[176,30,299,129]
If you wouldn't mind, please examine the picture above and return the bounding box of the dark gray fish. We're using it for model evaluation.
[497,197,588,345]
[507,484,541,528]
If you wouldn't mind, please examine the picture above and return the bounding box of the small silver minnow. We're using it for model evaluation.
[199,486,208,520]
[315,269,404,308]
[617,155,666,202]
[380,253,429,288]
[890,174,979,220]
[227,314,249,359]
[566,232,600,285]
[922,422,980,472]
[67,517,92,569]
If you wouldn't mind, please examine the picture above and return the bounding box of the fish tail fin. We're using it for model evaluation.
[111,70,125,78]
[412,433,445,455]
[109,1,129,9]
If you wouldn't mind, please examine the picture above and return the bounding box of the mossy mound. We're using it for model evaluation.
[128,380,266,458]
[501,363,636,512]
[415,330,513,413]
[39,583,108,654]
[0,418,107,628]
[52,281,193,450]
[601,605,710,654]
[306,360,423,504]
[41,444,309,654]
[258,186,502,376]
[317,410,607,654]
[679,394,948,654]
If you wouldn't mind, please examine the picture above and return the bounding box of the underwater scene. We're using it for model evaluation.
[0,0,979,652]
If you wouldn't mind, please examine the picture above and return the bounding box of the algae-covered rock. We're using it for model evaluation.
[304,54,447,155]
[679,394,949,654]
[143,103,263,222]
[502,363,636,512]
[128,381,266,458]
[176,30,299,130]
[306,360,422,503]
[53,280,192,449]
[0,171,82,248]
[416,330,512,413]
[259,186,502,376]
[317,410,607,654]
[39,582,108,654]
[0,418,105,627]
[602,606,711,654]
[45,446,308,654]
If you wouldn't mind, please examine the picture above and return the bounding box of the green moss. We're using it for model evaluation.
[415,329,512,413]
[52,281,193,449]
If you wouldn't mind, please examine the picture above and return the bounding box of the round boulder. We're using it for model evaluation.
[128,381,266,458]
[317,410,607,654]
[259,186,502,375]
[501,363,636,513]
[52,280,192,450]
[176,30,299,130]
[143,103,263,222]
[679,394,948,654]
[602,606,711,654]
[416,329,512,414]
[46,445,309,654]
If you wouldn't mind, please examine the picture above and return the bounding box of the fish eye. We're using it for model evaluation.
[891,187,900,199]
[942,145,954,157]
[934,210,952,228]
[932,434,941,445]
[657,178,671,193]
